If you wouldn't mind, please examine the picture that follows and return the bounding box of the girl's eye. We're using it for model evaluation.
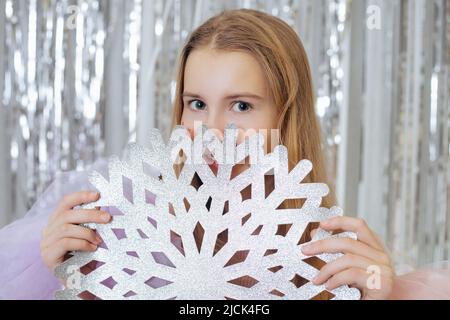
[232,101,253,113]
[189,100,206,111]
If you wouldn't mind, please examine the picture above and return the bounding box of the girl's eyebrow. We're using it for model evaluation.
[182,92,203,99]
[225,93,264,100]
[182,92,264,100]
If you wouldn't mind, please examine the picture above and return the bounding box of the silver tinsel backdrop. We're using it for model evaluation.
[0,0,449,272]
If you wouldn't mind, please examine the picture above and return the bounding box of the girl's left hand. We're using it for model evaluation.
[301,216,395,300]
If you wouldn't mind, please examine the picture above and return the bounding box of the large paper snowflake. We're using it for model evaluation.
[55,125,361,300]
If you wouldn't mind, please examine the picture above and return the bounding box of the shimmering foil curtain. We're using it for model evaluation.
[0,0,449,270]
[0,0,107,223]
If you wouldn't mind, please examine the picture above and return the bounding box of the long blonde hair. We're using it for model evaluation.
[171,9,336,210]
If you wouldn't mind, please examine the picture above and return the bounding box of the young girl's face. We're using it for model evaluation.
[181,47,279,142]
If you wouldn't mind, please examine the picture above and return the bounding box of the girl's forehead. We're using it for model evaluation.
[183,48,268,97]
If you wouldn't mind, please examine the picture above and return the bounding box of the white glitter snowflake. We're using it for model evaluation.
[55,125,361,300]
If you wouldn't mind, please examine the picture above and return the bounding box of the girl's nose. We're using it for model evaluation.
[205,110,225,140]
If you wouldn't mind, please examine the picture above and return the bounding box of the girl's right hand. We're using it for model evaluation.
[40,191,111,272]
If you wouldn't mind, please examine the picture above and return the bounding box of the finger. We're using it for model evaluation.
[324,267,392,299]
[325,267,369,291]
[312,254,393,285]
[41,224,102,249]
[43,238,98,268]
[56,209,111,227]
[301,237,390,265]
[320,216,385,251]
[55,191,100,214]
[46,209,108,236]
[46,209,110,237]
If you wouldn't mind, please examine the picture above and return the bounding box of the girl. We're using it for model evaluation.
[0,9,448,300]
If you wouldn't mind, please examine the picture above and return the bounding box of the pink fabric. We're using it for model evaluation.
[0,158,108,299]
[390,262,450,300]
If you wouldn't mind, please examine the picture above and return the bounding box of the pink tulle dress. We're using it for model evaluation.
[1,158,449,300]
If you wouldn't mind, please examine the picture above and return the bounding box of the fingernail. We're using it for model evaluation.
[312,276,319,284]
[101,213,110,222]
[96,235,102,243]
[302,244,311,253]
[91,191,99,197]
[325,281,331,290]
